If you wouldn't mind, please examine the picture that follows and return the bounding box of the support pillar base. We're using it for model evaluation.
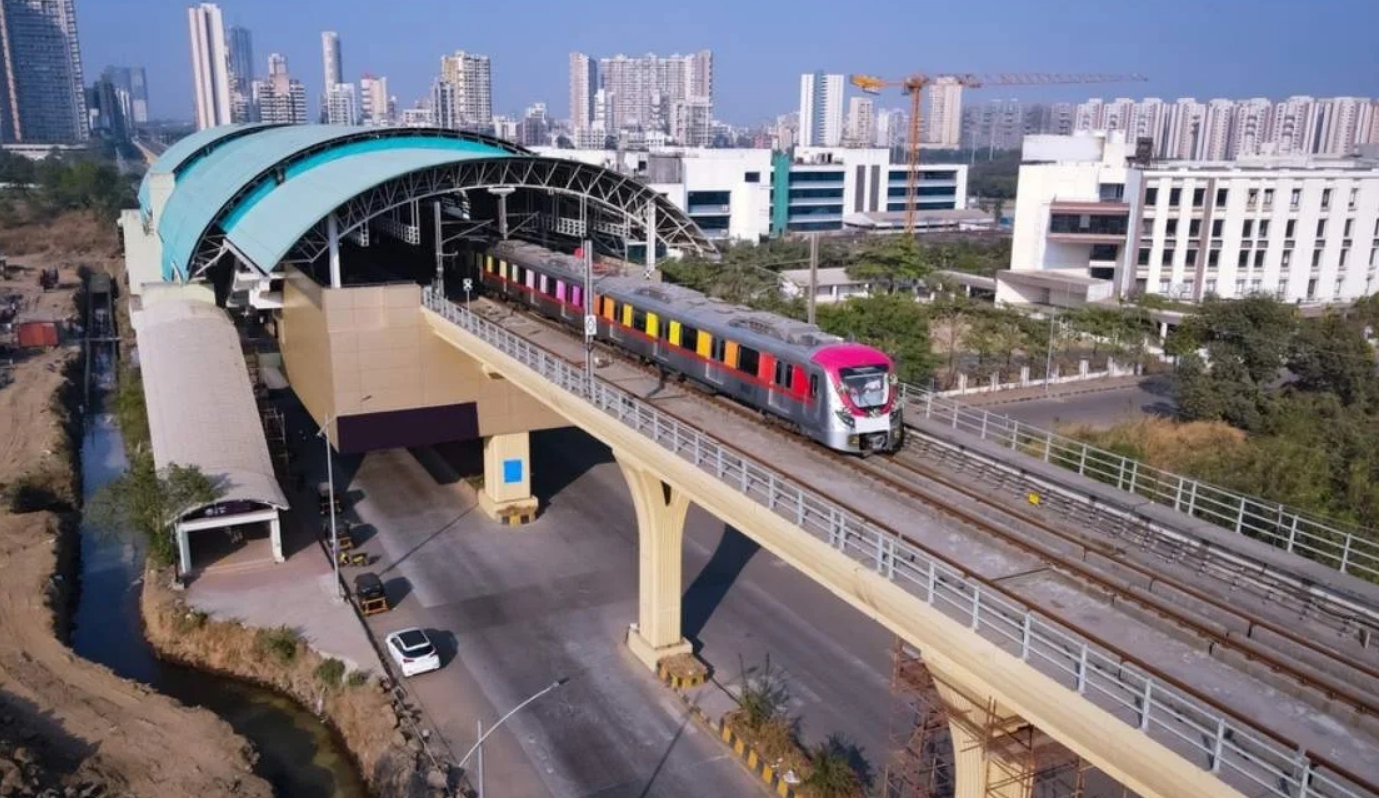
[625,624,692,672]
[477,492,539,526]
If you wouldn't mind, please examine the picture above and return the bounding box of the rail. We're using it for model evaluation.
[422,288,1371,798]
[900,384,1379,584]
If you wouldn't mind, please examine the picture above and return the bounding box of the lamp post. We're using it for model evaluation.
[317,394,371,599]
[457,677,569,798]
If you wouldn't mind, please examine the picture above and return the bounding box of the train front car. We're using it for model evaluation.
[812,343,903,454]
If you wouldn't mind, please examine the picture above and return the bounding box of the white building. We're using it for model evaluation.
[846,97,875,146]
[321,31,341,87]
[435,51,492,130]
[251,53,306,125]
[922,76,963,148]
[568,52,597,131]
[592,51,713,136]
[669,98,713,147]
[187,3,232,130]
[998,131,1379,308]
[799,72,844,147]
[324,82,357,125]
[359,74,391,125]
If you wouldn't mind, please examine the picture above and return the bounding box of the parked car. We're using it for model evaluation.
[385,628,441,677]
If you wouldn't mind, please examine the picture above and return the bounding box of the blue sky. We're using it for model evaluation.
[81,0,1379,124]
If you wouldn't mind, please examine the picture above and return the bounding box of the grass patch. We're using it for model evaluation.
[256,625,302,665]
[345,670,369,689]
[314,658,345,689]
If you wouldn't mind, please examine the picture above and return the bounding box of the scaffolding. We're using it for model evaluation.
[884,640,954,798]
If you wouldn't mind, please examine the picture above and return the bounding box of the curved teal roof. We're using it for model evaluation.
[142,124,713,283]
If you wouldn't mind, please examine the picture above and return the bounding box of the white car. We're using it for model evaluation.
[385,628,442,677]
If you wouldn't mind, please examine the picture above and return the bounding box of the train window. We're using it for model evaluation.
[621,303,633,327]
[632,308,648,332]
[774,360,792,388]
[738,346,759,377]
[809,374,820,398]
[710,337,726,362]
[681,325,699,351]
[539,274,549,295]
[601,297,615,318]
[485,256,495,273]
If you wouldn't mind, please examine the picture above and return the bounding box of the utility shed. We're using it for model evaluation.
[131,298,289,576]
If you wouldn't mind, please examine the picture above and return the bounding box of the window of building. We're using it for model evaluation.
[1242,219,1254,238]
[1186,249,1198,266]
[1263,188,1274,208]
[1238,250,1250,267]
[744,171,761,183]
[1211,219,1224,238]
[1312,250,1322,268]
[1340,249,1349,267]
[1282,250,1292,267]
[1235,279,1247,294]
[1215,188,1228,207]
[1254,249,1265,267]
[1162,248,1175,266]
[1140,218,1153,236]
[1192,188,1205,207]
[1144,187,1158,205]
[1137,248,1151,266]
[1344,218,1354,237]
[1321,188,1332,210]
[1247,189,1258,207]
[1166,218,1178,236]
[1206,278,1217,295]
[1349,187,1359,209]
[1169,187,1182,206]
[1290,188,1301,209]
[1208,249,1220,267]
[1189,219,1202,237]
[1158,279,1171,293]
[1316,219,1327,238]
[1259,220,1270,238]
[1286,219,1296,238]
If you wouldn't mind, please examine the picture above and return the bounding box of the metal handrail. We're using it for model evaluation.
[422,288,1371,798]
[897,385,1379,584]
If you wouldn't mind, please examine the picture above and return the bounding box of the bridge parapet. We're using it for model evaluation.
[421,288,1376,798]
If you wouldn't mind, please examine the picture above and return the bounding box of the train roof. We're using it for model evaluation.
[597,277,857,361]
[490,239,624,278]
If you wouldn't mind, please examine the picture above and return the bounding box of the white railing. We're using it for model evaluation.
[901,385,1379,584]
[422,288,1372,798]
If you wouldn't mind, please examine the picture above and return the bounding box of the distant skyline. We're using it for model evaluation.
[81,0,1379,125]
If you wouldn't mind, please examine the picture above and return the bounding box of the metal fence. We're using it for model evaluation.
[900,385,1379,584]
[422,289,1370,798]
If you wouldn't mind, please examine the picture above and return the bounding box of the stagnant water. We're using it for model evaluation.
[70,411,368,798]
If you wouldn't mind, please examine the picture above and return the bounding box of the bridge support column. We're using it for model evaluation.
[931,664,1038,798]
[477,432,539,524]
[618,454,692,671]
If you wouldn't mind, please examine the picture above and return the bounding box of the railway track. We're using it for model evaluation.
[470,297,1379,794]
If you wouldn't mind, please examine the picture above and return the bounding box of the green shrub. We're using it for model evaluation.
[345,670,369,689]
[314,658,345,688]
[256,625,301,665]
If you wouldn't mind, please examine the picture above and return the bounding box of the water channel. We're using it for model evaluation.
[70,409,369,798]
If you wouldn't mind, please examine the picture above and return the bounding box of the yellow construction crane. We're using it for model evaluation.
[848,72,1149,235]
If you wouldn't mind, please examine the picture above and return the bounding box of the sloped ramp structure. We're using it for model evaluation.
[132,298,289,575]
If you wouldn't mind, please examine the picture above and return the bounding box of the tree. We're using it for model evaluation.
[925,276,975,377]
[802,736,864,798]
[1288,314,1378,407]
[844,236,930,294]
[816,292,937,385]
[87,453,223,566]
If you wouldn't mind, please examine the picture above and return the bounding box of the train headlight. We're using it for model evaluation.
[834,409,856,428]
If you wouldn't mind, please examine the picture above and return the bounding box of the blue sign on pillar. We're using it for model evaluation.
[502,458,524,485]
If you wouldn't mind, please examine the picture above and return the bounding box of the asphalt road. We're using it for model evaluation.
[990,378,1178,431]
[343,427,895,798]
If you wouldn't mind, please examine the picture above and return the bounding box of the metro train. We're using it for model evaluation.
[471,240,903,455]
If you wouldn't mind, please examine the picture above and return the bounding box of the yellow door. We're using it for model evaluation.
[697,332,712,358]
[646,312,659,338]
[621,303,633,327]
[669,320,682,346]
[724,341,739,369]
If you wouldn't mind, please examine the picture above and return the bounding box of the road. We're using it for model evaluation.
[985,378,1177,431]
[342,427,895,798]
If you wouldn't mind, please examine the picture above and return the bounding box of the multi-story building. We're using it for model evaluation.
[798,72,843,147]
[517,102,548,147]
[669,98,712,147]
[321,31,341,88]
[324,83,357,125]
[129,67,149,125]
[251,54,306,125]
[400,106,433,127]
[434,51,491,131]
[226,25,252,123]
[997,131,1379,308]
[874,108,905,148]
[88,71,129,140]
[845,97,874,146]
[568,52,597,132]
[531,145,968,243]
[590,51,713,136]
[922,76,963,148]
[0,0,87,144]
[359,74,390,126]
[188,3,231,130]
[961,99,1025,151]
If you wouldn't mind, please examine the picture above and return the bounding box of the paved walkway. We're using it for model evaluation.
[946,373,1164,408]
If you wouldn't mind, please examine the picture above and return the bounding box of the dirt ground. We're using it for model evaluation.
[0,210,274,797]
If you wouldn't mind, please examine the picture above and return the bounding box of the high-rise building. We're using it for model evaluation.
[251,53,306,125]
[434,51,491,131]
[518,102,548,147]
[226,25,253,123]
[798,72,843,147]
[129,67,149,124]
[845,97,874,145]
[325,83,357,125]
[359,74,390,126]
[568,52,597,131]
[321,31,341,88]
[874,108,904,148]
[592,51,713,137]
[0,0,88,143]
[669,98,713,147]
[188,3,232,130]
[922,76,963,148]
[88,72,129,140]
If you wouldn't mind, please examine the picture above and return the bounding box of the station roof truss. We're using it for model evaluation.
[141,124,715,284]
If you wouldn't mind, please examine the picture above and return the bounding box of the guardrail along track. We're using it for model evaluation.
[900,386,1379,585]
[427,291,1377,798]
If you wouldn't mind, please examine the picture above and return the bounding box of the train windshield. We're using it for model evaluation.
[838,365,890,409]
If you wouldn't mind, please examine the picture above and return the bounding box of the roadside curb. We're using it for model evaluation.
[496,508,538,526]
[656,653,709,689]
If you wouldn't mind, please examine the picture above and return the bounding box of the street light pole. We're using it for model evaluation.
[457,677,570,798]
[317,395,371,599]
